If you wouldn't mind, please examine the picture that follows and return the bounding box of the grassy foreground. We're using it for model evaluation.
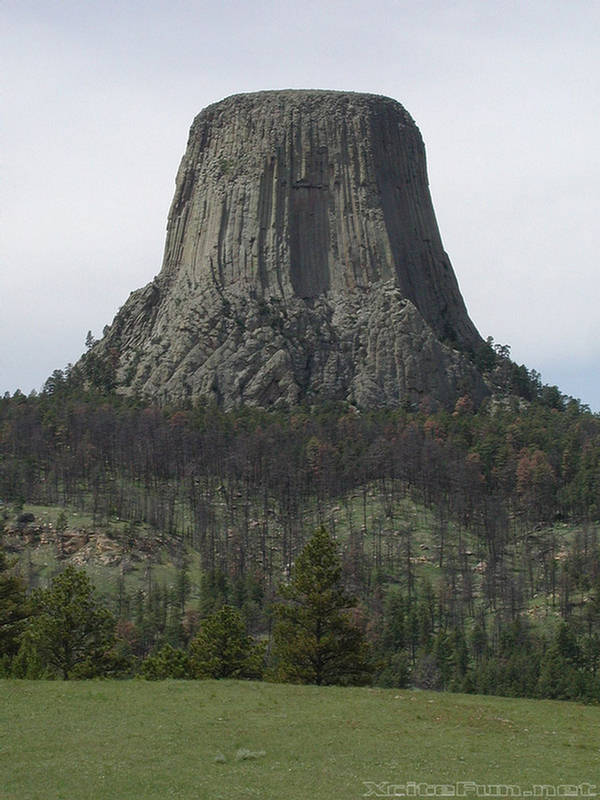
[1,681,598,799]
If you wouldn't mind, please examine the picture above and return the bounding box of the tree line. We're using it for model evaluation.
[2,526,599,702]
[1,528,371,685]
[1,354,600,700]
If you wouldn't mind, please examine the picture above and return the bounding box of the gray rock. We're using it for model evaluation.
[94,90,488,409]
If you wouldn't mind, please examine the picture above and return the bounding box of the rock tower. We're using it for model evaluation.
[96,90,487,408]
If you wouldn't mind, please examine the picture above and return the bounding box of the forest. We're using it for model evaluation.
[1,341,600,701]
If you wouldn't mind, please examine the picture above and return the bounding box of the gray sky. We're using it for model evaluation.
[2,0,599,408]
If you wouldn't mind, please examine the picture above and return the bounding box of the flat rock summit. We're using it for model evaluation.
[95,90,488,408]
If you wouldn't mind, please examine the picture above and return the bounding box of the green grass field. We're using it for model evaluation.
[1,680,598,799]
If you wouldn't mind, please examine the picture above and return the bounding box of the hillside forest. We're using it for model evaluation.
[1,339,600,701]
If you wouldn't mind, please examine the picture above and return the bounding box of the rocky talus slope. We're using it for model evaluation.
[95,90,488,408]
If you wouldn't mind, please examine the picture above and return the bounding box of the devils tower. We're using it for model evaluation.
[95,90,488,408]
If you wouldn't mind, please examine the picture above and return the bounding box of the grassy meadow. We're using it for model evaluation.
[1,680,598,799]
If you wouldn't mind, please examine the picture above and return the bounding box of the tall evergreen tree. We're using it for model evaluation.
[272,527,371,685]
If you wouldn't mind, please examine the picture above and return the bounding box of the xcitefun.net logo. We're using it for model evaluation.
[362,782,597,797]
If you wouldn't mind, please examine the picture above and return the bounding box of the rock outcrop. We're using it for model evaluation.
[95,90,488,409]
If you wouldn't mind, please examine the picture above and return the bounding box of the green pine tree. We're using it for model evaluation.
[272,527,371,686]
[25,565,115,679]
[141,644,191,679]
[189,605,264,679]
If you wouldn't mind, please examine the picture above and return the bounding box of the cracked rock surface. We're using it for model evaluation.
[95,90,488,409]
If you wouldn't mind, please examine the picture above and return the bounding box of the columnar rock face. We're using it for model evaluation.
[97,90,488,408]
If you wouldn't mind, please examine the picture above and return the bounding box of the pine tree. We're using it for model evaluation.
[537,622,581,700]
[382,589,406,652]
[272,527,371,685]
[141,644,191,679]
[189,605,263,679]
[25,565,115,679]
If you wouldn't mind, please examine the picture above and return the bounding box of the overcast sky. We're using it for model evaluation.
[2,0,599,409]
